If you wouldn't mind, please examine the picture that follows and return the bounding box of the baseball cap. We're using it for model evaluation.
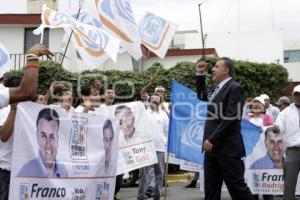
[276,96,290,105]
[253,96,265,106]
[260,94,270,100]
[292,85,300,95]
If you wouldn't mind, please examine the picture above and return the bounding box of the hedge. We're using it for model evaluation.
[4,57,288,104]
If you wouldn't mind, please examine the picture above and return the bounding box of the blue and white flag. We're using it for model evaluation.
[0,43,11,78]
[94,0,142,60]
[34,5,120,66]
[139,12,178,59]
[168,80,261,164]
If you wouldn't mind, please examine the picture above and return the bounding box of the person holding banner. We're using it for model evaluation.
[18,108,68,178]
[137,94,168,200]
[0,75,22,200]
[273,85,300,200]
[0,43,52,109]
[196,58,253,200]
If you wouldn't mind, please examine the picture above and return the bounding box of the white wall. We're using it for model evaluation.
[0,26,24,54]
[283,62,300,82]
[143,55,201,70]
[0,0,27,13]
[185,31,284,65]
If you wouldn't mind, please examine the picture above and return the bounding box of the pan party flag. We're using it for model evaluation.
[139,12,178,59]
[94,0,142,60]
[34,5,120,66]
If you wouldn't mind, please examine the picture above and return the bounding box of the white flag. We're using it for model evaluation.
[0,43,11,78]
[139,12,178,59]
[34,5,120,66]
[94,0,142,60]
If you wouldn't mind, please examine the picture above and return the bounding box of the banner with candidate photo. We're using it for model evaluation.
[244,126,300,195]
[96,101,158,175]
[9,102,119,200]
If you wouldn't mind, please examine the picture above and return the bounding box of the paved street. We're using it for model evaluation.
[119,182,286,200]
[119,182,231,200]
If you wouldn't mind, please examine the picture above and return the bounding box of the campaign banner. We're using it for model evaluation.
[179,160,202,172]
[139,12,178,59]
[9,102,119,200]
[244,126,300,195]
[96,101,158,175]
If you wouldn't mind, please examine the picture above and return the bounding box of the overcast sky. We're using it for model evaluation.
[131,0,300,47]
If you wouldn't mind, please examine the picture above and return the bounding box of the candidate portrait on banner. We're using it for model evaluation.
[17,108,68,178]
[102,119,115,176]
[250,127,284,169]
[114,105,141,144]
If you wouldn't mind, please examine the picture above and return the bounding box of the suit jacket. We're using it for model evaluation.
[196,75,246,158]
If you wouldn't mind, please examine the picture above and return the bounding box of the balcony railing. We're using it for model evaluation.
[9,52,63,70]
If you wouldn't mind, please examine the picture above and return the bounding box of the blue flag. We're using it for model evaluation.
[168,80,261,164]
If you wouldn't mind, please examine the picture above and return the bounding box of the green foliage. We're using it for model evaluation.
[4,58,288,103]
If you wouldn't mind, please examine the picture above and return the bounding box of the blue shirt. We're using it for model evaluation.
[249,154,279,169]
[17,153,68,178]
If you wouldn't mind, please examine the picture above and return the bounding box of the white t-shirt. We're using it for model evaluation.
[147,109,169,152]
[0,84,9,109]
[0,105,13,171]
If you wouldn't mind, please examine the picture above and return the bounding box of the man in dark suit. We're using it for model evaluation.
[196,58,252,200]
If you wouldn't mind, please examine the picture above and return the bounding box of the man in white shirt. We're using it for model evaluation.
[261,94,280,122]
[273,85,300,200]
[0,76,22,199]
[75,85,100,113]
[137,94,169,200]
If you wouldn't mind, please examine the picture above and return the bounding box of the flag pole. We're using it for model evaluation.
[40,29,44,44]
[60,0,84,65]
[198,3,206,60]
[163,152,170,200]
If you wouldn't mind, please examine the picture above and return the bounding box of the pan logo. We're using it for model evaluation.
[181,116,204,150]
[139,13,167,44]
[253,173,260,188]
[19,183,30,200]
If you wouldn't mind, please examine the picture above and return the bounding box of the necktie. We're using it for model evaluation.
[209,85,220,102]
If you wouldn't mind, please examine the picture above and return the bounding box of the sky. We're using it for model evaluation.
[131,0,300,48]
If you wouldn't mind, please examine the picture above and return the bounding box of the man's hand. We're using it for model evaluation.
[272,125,280,134]
[196,61,208,74]
[26,43,54,59]
[203,139,214,152]
[149,76,156,84]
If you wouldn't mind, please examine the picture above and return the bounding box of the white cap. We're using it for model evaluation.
[260,94,270,100]
[292,85,300,95]
[154,86,165,93]
[253,96,265,106]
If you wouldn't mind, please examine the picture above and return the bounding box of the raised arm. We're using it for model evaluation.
[9,43,53,104]
[195,61,208,101]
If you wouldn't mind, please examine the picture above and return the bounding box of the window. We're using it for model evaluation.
[24,28,49,53]
[284,50,300,63]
